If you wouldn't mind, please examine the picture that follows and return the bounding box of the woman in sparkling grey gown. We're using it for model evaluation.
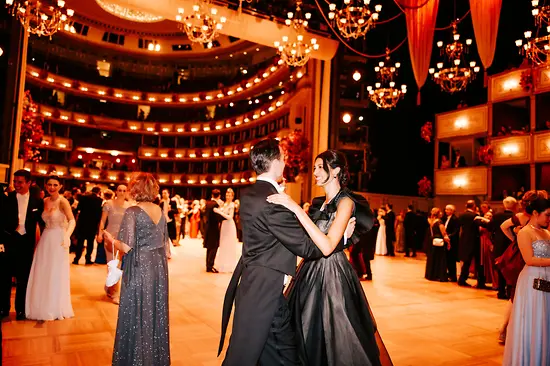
[104,173,170,366]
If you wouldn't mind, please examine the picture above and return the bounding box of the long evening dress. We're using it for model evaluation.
[104,200,130,262]
[112,206,170,366]
[424,220,448,282]
[503,239,550,366]
[395,215,405,253]
[375,218,387,256]
[215,202,239,273]
[287,188,392,366]
[26,208,74,320]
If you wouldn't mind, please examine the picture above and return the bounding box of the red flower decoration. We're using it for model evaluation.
[418,176,432,198]
[18,91,44,162]
[520,69,533,92]
[421,121,433,143]
[478,145,494,165]
[280,129,310,183]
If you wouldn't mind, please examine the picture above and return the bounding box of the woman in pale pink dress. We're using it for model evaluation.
[214,188,240,272]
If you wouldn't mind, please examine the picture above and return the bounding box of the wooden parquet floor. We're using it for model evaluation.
[2,238,506,366]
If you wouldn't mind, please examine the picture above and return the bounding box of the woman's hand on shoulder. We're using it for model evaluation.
[266,193,301,213]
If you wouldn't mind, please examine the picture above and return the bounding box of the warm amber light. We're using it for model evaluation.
[454,118,468,129]
[502,143,519,156]
[453,177,467,188]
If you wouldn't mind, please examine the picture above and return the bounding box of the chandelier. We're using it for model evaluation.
[176,1,226,48]
[274,0,319,67]
[96,0,164,23]
[367,48,406,109]
[429,21,480,93]
[5,0,74,37]
[327,0,381,39]
[515,0,550,66]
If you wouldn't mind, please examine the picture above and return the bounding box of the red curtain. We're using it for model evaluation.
[397,0,440,92]
[469,0,502,69]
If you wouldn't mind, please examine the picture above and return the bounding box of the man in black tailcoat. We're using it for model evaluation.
[384,203,396,256]
[458,200,485,288]
[73,186,103,265]
[443,204,460,282]
[489,196,517,299]
[350,217,378,281]
[0,170,44,320]
[218,138,325,366]
[203,189,223,273]
[404,205,417,257]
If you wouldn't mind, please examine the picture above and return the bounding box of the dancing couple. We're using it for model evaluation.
[219,138,392,366]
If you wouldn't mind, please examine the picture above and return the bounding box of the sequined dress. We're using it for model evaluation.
[112,206,170,366]
[503,239,550,366]
[286,188,393,366]
[26,209,74,320]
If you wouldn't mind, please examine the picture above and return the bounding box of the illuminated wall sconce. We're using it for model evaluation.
[173,179,181,184]
[453,177,467,188]
[454,118,468,129]
[85,148,94,154]
[342,113,352,124]
[502,143,519,156]
[503,78,519,91]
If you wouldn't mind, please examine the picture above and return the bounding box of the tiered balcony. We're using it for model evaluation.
[34,135,73,152]
[491,135,531,166]
[436,105,488,140]
[435,167,488,196]
[489,69,529,103]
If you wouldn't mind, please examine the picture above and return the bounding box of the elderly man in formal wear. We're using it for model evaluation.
[443,205,460,282]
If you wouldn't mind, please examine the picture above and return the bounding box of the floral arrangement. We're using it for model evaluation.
[520,69,533,92]
[280,129,310,182]
[418,176,432,198]
[477,145,494,165]
[420,121,433,143]
[19,90,44,162]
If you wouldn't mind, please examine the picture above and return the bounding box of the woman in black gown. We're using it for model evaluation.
[424,207,450,282]
[267,150,392,366]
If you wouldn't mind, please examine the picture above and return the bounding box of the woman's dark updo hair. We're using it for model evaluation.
[315,150,350,187]
[525,196,550,215]
[46,175,62,184]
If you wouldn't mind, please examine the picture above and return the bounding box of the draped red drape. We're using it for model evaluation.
[396,0,440,93]
[469,0,502,69]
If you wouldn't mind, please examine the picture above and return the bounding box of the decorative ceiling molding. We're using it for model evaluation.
[95,0,165,23]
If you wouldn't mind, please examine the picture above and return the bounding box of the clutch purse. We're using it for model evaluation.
[105,240,122,287]
[432,238,444,247]
[533,278,550,293]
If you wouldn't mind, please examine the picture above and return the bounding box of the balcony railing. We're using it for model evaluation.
[436,105,488,140]
[34,135,73,151]
[435,166,488,196]
[491,135,531,166]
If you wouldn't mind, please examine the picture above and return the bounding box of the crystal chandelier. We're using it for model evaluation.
[96,0,164,23]
[367,48,406,109]
[515,0,550,66]
[327,0,381,39]
[274,0,319,67]
[5,0,74,37]
[176,1,226,48]
[429,21,480,93]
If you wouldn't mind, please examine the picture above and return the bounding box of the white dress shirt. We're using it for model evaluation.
[16,191,30,235]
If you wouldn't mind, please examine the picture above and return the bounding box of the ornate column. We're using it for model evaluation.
[0,11,28,184]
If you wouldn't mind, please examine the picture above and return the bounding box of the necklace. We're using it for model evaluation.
[530,224,544,231]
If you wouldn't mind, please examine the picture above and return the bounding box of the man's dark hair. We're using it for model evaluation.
[91,187,101,195]
[466,200,476,209]
[386,203,393,210]
[250,138,281,175]
[212,189,221,199]
[408,204,414,210]
[14,169,31,182]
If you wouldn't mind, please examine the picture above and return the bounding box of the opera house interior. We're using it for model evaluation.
[0,0,548,365]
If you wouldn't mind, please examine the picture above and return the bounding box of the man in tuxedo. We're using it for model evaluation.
[404,205,417,257]
[458,200,485,288]
[384,203,396,256]
[73,187,103,265]
[350,218,377,281]
[443,205,460,282]
[159,189,179,244]
[489,197,517,299]
[204,189,223,273]
[0,170,44,320]
[219,138,325,366]
[454,149,466,168]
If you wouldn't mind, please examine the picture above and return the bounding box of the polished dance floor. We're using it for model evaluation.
[2,238,506,366]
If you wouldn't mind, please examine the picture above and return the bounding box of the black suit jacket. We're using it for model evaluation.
[384,210,396,241]
[159,200,178,222]
[3,191,44,247]
[490,210,515,257]
[443,215,460,255]
[203,199,223,249]
[219,180,323,365]
[75,193,103,237]
[458,210,480,261]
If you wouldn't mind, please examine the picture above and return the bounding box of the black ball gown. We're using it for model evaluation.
[286,188,393,366]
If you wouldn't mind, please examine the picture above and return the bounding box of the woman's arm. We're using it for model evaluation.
[214,204,234,220]
[267,193,353,256]
[500,218,515,242]
[60,198,76,248]
[517,229,550,266]
[96,207,109,244]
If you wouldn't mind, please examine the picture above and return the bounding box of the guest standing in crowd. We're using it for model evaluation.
[502,197,550,365]
[375,208,387,256]
[458,200,485,288]
[188,200,201,239]
[103,173,170,366]
[73,187,103,265]
[491,197,517,300]
[404,204,417,257]
[477,212,498,289]
[159,189,178,245]
[351,217,378,281]
[0,170,44,320]
[425,207,450,282]
[384,203,396,256]
[25,175,75,321]
[443,205,460,282]
[395,210,405,253]
[215,188,239,273]
[204,189,223,273]
[97,184,129,304]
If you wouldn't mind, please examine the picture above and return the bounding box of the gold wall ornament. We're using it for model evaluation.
[5,0,74,37]
[328,0,381,39]
[175,2,226,48]
[367,48,406,109]
[95,0,163,23]
[274,0,319,67]
[429,21,480,93]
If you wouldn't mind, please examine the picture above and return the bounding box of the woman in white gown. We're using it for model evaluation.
[375,208,388,256]
[214,188,239,273]
[503,197,550,365]
[26,175,75,320]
